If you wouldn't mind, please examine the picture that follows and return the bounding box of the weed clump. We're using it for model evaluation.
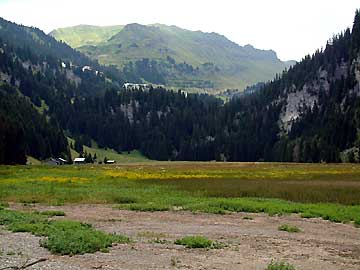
[355,219,360,227]
[0,209,130,255]
[266,260,295,270]
[0,202,9,208]
[121,203,170,212]
[40,210,66,217]
[174,235,224,249]
[40,221,130,255]
[112,196,138,204]
[278,224,301,233]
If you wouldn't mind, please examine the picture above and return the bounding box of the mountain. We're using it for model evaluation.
[1,10,360,164]
[50,24,294,90]
[0,17,224,163]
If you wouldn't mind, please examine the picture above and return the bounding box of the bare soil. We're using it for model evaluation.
[1,204,359,270]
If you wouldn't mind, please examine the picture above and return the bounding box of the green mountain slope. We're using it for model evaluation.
[50,25,124,48]
[50,24,294,90]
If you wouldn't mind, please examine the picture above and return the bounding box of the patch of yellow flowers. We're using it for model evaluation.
[104,170,220,180]
[39,176,89,183]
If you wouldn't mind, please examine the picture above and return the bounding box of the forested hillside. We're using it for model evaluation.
[221,10,360,162]
[1,11,360,164]
[0,18,127,163]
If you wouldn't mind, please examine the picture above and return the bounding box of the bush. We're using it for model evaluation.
[278,224,301,233]
[266,260,295,270]
[174,235,223,249]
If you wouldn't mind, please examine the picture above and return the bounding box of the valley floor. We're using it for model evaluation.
[1,204,359,270]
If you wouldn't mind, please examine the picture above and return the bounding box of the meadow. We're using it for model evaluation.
[1,162,360,226]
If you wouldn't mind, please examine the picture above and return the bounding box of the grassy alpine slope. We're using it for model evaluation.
[50,24,294,90]
[0,163,360,226]
[67,137,149,163]
[50,25,124,48]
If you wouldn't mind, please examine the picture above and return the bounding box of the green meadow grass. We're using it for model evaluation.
[40,210,66,217]
[67,137,149,163]
[174,235,224,249]
[266,261,296,270]
[0,163,360,226]
[0,208,130,255]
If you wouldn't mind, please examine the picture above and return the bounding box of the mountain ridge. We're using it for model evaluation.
[50,23,295,90]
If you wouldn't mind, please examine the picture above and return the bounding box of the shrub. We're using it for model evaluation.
[266,260,295,270]
[174,235,224,249]
[278,224,301,233]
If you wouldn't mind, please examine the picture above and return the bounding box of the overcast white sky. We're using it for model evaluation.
[0,0,358,61]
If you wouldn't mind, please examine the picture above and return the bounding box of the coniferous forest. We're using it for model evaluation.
[1,11,360,164]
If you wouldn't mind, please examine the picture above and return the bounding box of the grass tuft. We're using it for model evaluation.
[355,219,360,228]
[300,212,317,219]
[40,210,66,217]
[174,235,224,249]
[41,221,130,255]
[278,224,301,233]
[266,260,295,270]
[119,203,170,212]
[112,196,138,204]
[0,209,130,255]
[0,202,9,208]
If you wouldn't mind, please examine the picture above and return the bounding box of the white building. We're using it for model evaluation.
[74,157,86,164]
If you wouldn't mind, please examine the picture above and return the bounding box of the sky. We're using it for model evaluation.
[0,0,358,61]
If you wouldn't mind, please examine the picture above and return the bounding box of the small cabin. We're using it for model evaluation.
[47,158,60,166]
[74,157,86,164]
[105,160,116,164]
[47,157,67,165]
[57,158,67,165]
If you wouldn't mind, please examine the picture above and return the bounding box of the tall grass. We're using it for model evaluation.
[1,163,360,226]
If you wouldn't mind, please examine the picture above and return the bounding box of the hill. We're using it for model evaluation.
[50,24,294,90]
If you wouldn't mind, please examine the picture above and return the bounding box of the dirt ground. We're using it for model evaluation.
[1,204,359,270]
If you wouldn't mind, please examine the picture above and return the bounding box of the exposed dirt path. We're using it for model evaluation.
[1,204,359,269]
